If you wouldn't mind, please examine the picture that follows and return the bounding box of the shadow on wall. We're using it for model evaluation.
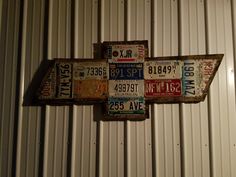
[23,59,54,106]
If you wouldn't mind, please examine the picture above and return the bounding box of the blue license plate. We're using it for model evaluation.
[109,63,143,80]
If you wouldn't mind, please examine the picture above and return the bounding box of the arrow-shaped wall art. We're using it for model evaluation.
[35,41,223,120]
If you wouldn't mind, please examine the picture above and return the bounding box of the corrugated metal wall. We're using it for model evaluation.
[1,0,236,177]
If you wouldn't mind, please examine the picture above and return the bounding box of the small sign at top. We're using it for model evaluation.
[94,40,149,63]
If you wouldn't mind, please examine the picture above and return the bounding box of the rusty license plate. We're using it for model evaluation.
[74,80,108,99]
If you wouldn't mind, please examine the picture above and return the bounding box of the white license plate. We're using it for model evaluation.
[144,60,182,79]
[108,45,145,63]
[73,61,108,80]
[182,60,200,96]
[109,80,144,97]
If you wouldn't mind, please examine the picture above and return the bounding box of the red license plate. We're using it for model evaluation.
[145,79,181,97]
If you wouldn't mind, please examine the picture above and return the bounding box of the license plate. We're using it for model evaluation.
[109,63,143,80]
[38,66,56,99]
[199,60,217,91]
[145,79,182,97]
[106,45,145,63]
[109,80,144,97]
[182,60,200,96]
[73,61,108,80]
[108,97,145,115]
[144,60,182,79]
[74,80,108,99]
[56,63,73,98]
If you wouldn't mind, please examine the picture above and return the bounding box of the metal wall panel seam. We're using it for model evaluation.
[89,106,95,177]
[151,1,161,177]
[71,0,98,176]
[62,1,71,175]
[177,1,186,177]
[39,4,50,173]
[26,1,45,175]
[204,2,217,176]
[220,1,233,176]
[44,0,68,176]
[126,0,152,176]
[0,0,7,143]
[99,0,125,177]
[179,0,211,176]
[98,0,104,175]
[222,1,236,177]
[206,0,236,177]
[170,4,182,175]
[1,0,21,176]
[220,2,232,177]
[71,0,84,176]
[232,0,236,101]
[43,108,50,177]
[0,0,9,175]
[45,0,71,176]
[19,0,40,175]
[150,1,156,176]
[0,0,7,129]
[171,104,181,177]
[82,0,96,175]
[71,107,82,177]
[127,0,142,168]
[192,1,210,175]
[80,107,85,176]
[164,0,180,176]
[144,2,152,172]
[43,0,57,175]
[52,108,59,177]
[16,0,28,175]
[0,0,3,32]
[89,0,99,169]
[152,0,181,177]
[197,1,211,177]
[230,1,236,177]
[62,108,69,177]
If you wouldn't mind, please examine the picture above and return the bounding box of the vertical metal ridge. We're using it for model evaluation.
[71,0,99,176]
[43,2,54,177]
[124,1,128,176]
[0,0,8,175]
[231,0,236,98]
[177,2,185,177]
[16,0,32,176]
[66,1,75,177]
[44,0,72,176]
[150,0,156,177]
[96,1,102,177]
[230,0,236,175]
[71,2,84,176]
[0,0,7,125]
[0,0,3,30]
[204,0,214,176]
[123,0,129,175]
[223,1,236,177]
[12,0,24,176]
[0,0,22,176]
[37,0,49,177]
